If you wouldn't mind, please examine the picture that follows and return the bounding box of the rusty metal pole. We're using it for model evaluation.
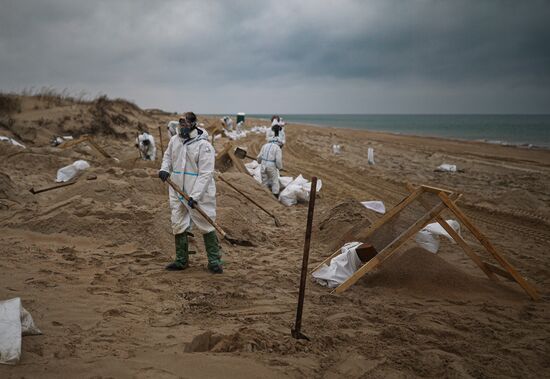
[292,176,317,340]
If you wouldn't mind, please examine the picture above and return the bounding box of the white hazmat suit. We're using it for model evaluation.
[161,129,216,235]
[266,119,286,146]
[136,132,156,160]
[257,138,283,195]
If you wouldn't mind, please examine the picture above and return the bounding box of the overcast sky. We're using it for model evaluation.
[1,0,549,114]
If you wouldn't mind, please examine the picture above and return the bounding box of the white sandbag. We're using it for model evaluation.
[0,136,25,149]
[279,176,293,189]
[56,160,90,182]
[295,178,323,203]
[367,147,375,165]
[313,242,363,288]
[0,298,41,365]
[436,163,457,172]
[279,175,321,206]
[361,200,386,214]
[415,219,460,253]
[332,144,342,155]
[244,161,262,184]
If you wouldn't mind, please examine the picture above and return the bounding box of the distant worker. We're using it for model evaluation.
[221,116,234,131]
[257,136,283,197]
[167,120,179,137]
[266,116,286,147]
[136,131,156,160]
[158,112,223,273]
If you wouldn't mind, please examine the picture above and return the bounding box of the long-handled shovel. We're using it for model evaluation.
[216,173,281,227]
[29,180,77,194]
[291,176,318,341]
[165,178,253,246]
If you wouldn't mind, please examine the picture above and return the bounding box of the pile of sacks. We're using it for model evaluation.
[243,162,322,206]
[224,129,248,140]
[250,125,270,134]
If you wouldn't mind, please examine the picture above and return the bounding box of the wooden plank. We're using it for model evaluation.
[439,192,540,301]
[227,144,248,174]
[485,262,516,281]
[405,184,497,281]
[334,200,448,294]
[420,184,454,194]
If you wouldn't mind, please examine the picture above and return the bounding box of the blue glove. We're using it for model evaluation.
[187,197,197,209]
[159,170,170,182]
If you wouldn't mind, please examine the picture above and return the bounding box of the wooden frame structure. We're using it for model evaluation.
[312,184,539,300]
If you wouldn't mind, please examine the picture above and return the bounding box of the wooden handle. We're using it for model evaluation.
[165,178,226,237]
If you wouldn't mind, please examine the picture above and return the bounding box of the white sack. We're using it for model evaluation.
[244,161,262,184]
[436,163,457,172]
[415,219,460,253]
[332,144,342,155]
[278,176,293,189]
[361,200,386,214]
[56,160,90,182]
[313,242,363,288]
[0,298,41,365]
[279,175,322,206]
[0,136,25,149]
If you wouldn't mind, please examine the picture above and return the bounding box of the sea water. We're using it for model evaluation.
[246,114,550,148]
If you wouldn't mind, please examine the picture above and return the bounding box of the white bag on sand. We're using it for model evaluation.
[0,298,41,365]
[361,201,386,214]
[436,163,457,172]
[244,161,262,184]
[56,160,90,182]
[279,175,322,206]
[313,242,363,288]
[0,136,25,149]
[332,144,342,155]
[415,219,460,253]
[278,176,293,189]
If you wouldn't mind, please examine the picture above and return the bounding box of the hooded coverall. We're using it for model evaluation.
[160,129,222,270]
[257,139,283,195]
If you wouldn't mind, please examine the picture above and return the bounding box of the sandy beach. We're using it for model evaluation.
[1,95,549,378]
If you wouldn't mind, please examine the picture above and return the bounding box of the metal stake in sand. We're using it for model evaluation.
[292,176,317,341]
[158,125,164,158]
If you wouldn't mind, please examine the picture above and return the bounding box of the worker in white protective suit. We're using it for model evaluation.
[167,120,179,137]
[221,116,233,131]
[136,131,156,160]
[257,136,283,196]
[158,112,223,273]
[266,116,286,147]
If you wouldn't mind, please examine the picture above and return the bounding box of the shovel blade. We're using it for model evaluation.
[234,147,247,160]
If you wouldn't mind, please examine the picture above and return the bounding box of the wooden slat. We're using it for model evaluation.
[485,262,515,281]
[420,184,454,194]
[334,200,448,293]
[439,192,540,301]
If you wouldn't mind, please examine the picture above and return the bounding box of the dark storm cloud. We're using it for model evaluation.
[0,0,549,112]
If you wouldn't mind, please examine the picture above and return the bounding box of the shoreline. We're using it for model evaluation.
[242,116,550,153]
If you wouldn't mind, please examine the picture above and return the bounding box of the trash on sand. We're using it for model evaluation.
[415,219,460,253]
[50,135,73,147]
[332,144,342,155]
[367,147,375,165]
[435,163,457,172]
[56,160,90,182]
[312,242,363,288]
[361,200,386,214]
[0,136,25,149]
[0,297,42,365]
[250,125,269,134]
[224,129,248,140]
[279,175,322,207]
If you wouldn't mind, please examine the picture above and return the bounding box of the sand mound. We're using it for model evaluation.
[317,199,374,250]
[361,247,514,299]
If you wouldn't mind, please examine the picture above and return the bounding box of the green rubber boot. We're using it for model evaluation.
[203,231,223,274]
[165,232,189,271]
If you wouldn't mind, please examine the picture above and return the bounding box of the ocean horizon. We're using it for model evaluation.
[210,114,550,149]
